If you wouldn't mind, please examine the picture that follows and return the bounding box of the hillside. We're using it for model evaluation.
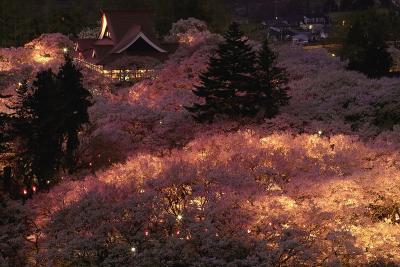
[2,22,400,266]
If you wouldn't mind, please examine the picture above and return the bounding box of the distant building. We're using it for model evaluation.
[300,14,330,32]
[74,10,169,81]
[265,13,330,45]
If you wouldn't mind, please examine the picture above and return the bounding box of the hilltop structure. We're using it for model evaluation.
[74,10,169,81]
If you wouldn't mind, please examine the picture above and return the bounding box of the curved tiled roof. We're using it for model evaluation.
[76,10,168,67]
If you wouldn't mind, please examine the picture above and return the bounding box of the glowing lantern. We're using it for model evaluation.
[318,130,323,136]
[23,189,28,195]
[177,214,183,221]
[145,230,149,236]
[130,246,136,252]
[63,47,68,53]
[32,186,37,192]
[247,229,251,234]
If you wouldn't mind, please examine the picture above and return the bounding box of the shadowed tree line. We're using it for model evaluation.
[340,10,398,78]
[226,0,399,21]
[0,0,230,47]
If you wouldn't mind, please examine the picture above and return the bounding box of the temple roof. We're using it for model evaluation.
[75,10,167,67]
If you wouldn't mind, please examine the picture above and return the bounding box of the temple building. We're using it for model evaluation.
[74,10,169,81]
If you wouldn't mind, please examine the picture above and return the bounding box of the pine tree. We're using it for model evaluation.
[186,22,258,122]
[7,57,92,195]
[31,70,64,188]
[342,16,393,78]
[7,81,38,195]
[57,55,92,173]
[254,39,290,118]
[8,72,62,191]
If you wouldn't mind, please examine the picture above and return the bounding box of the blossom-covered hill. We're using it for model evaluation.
[2,20,400,266]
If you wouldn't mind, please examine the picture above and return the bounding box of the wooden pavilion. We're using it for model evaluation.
[74,10,169,81]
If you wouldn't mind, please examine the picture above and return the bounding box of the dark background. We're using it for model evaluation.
[0,0,398,47]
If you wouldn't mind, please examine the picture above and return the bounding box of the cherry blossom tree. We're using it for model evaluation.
[2,19,400,266]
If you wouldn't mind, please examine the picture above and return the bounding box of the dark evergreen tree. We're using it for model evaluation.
[8,57,92,193]
[32,70,65,188]
[9,73,62,190]
[57,55,92,173]
[186,22,258,122]
[0,94,9,153]
[342,16,393,78]
[6,57,91,196]
[8,58,92,194]
[7,81,38,195]
[254,39,290,118]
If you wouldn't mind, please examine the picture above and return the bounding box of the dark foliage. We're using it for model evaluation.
[341,13,393,78]
[368,196,400,224]
[254,38,290,118]
[187,22,289,122]
[0,103,8,154]
[186,22,258,122]
[57,55,93,173]
[7,56,92,196]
